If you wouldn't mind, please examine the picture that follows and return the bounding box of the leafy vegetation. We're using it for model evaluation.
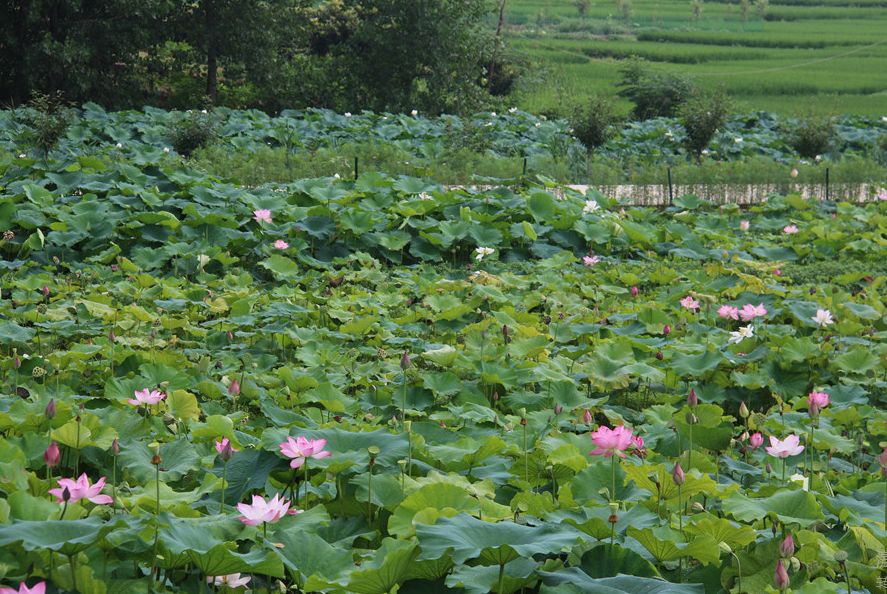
[0,115,886,592]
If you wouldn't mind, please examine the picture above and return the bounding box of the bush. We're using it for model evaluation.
[679,88,730,160]
[617,58,697,120]
[170,110,217,157]
[16,92,73,159]
[785,113,834,159]
[571,95,621,153]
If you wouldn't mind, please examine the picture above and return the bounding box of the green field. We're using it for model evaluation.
[506,0,887,116]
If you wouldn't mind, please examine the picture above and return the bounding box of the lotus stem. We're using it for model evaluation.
[303,460,309,509]
[497,562,505,594]
[219,460,227,515]
[731,551,742,593]
[68,554,77,592]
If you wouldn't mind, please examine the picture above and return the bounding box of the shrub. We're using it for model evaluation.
[571,95,621,153]
[17,92,73,159]
[170,109,217,157]
[679,88,730,160]
[785,113,834,159]
[617,58,697,120]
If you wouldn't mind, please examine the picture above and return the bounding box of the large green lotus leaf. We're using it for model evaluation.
[579,543,659,578]
[549,504,659,541]
[622,464,719,506]
[188,544,284,578]
[685,515,756,550]
[260,254,300,279]
[273,530,352,583]
[570,460,642,504]
[0,517,121,554]
[722,489,825,527]
[213,449,289,505]
[528,192,557,222]
[445,557,537,594]
[350,472,405,509]
[832,348,880,375]
[669,350,722,377]
[415,513,584,565]
[539,569,705,593]
[616,220,656,247]
[388,483,478,538]
[627,526,720,565]
[306,538,418,594]
[0,320,36,343]
[842,302,880,321]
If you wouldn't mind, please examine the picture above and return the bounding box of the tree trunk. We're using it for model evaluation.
[487,0,507,92]
[205,0,218,103]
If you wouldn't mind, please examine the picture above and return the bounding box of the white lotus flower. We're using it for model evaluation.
[18,153,26,159]
[418,192,432,201]
[734,137,743,144]
[344,112,352,117]
[474,247,495,261]
[163,147,170,153]
[811,309,833,327]
[411,109,418,116]
[197,254,211,269]
[508,107,517,113]
[728,325,754,344]
[115,142,123,149]
[583,199,600,214]
[534,122,541,128]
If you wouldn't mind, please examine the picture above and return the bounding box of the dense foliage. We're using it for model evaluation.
[0,120,886,592]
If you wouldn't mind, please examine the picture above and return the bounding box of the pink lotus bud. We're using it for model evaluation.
[44,442,60,468]
[779,534,795,558]
[774,269,782,277]
[663,324,671,336]
[400,351,411,370]
[583,409,593,424]
[108,330,116,343]
[13,356,21,369]
[502,324,509,338]
[655,351,663,360]
[226,331,234,342]
[41,285,50,297]
[687,389,698,407]
[554,404,563,415]
[45,398,56,420]
[765,462,773,474]
[630,286,639,297]
[672,462,685,486]
[228,379,241,396]
[739,431,749,442]
[750,432,764,448]
[774,559,790,591]
[111,438,120,456]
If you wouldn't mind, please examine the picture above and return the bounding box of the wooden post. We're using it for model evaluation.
[667,168,673,205]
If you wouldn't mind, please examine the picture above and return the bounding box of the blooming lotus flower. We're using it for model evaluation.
[207,574,251,588]
[279,436,331,469]
[749,432,764,449]
[0,581,45,594]
[237,494,296,526]
[680,296,700,310]
[728,325,754,344]
[583,255,600,267]
[765,435,805,458]
[411,109,418,116]
[344,112,352,117]
[583,200,600,214]
[273,240,289,250]
[474,247,495,261]
[128,389,166,406]
[783,224,799,234]
[48,474,113,505]
[253,209,272,224]
[718,305,739,320]
[811,309,833,327]
[589,425,634,458]
[807,391,829,416]
[739,303,767,321]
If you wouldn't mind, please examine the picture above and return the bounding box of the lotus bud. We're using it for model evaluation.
[41,285,50,297]
[790,557,800,572]
[13,356,21,369]
[765,462,772,474]
[228,379,241,396]
[691,501,705,513]
[108,330,116,343]
[554,404,563,415]
[502,324,510,343]
[151,454,162,466]
[400,351,411,370]
[45,398,56,420]
[655,351,663,360]
[493,391,500,401]
[672,462,685,486]
[750,432,764,448]
[44,442,60,468]
[111,438,120,456]
[779,534,795,558]
[719,541,732,555]
[226,331,234,342]
[740,431,749,442]
[62,486,71,502]
[687,389,698,407]
[739,401,749,418]
[583,409,593,424]
[630,286,639,297]
[663,324,671,335]
[774,559,790,591]
[218,440,234,462]
[404,420,412,433]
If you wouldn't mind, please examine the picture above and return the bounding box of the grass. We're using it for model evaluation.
[506,0,887,117]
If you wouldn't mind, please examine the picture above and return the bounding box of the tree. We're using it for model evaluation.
[679,88,730,160]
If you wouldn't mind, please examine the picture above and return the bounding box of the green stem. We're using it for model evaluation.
[688,424,693,469]
[731,551,742,594]
[610,455,616,503]
[677,482,683,533]
[782,457,786,483]
[401,369,408,428]
[303,460,309,510]
[497,562,505,594]
[367,465,374,526]
[219,461,227,514]
[523,424,529,485]
[111,455,117,513]
[68,554,78,593]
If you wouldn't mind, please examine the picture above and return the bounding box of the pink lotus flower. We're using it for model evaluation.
[279,436,332,469]
[765,435,805,458]
[273,240,289,250]
[783,224,799,234]
[739,220,750,231]
[215,438,237,461]
[877,187,887,201]
[0,582,45,594]
[237,494,297,526]
[739,303,767,321]
[589,425,634,458]
[253,209,272,223]
[807,391,829,416]
[583,255,600,267]
[680,296,700,310]
[749,432,764,449]
[128,389,165,406]
[207,574,251,588]
[48,474,113,505]
[718,305,739,320]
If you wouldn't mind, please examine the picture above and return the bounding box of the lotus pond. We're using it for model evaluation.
[0,150,886,593]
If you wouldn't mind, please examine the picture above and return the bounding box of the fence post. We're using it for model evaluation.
[825,168,830,201]
[354,156,359,180]
[667,168,673,205]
